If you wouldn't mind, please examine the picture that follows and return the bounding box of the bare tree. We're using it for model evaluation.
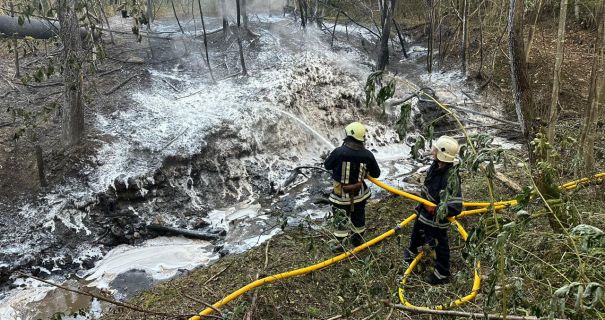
[197,0,215,81]
[579,0,605,172]
[236,0,248,76]
[426,0,435,73]
[35,144,47,187]
[508,0,570,232]
[242,0,249,31]
[461,0,468,75]
[9,1,20,78]
[525,0,543,61]
[547,0,568,143]
[57,0,84,146]
[574,0,580,20]
[297,0,307,28]
[171,0,185,34]
[377,0,397,70]
[393,19,408,59]
[146,0,153,30]
[476,0,485,78]
[508,0,536,145]
[221,0,230,38]
[97,0,115,43]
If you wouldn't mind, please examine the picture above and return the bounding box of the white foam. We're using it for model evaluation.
[85,237,218,287]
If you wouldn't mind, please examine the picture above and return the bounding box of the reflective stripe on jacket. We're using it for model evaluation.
[324,137,381,205]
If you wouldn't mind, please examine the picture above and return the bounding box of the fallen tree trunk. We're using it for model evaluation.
[0,15,87,39]
[147,224,221,241]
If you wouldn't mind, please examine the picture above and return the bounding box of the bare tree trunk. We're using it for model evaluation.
[580,0,605,172]
[547,0,568,143]
[461,0,468,75]
[526,0,543,62]
[427,0,434,73]
[9,1,20,78]
[377,0,397,70]
[221,0,230,38]
[574,0,580,20]
[476,0,485,78]
[97,0,115,43]
[297,0,306,28]
[58,0,84,146]
[509,0,571,233]
[171,0,185,34]
[508,0,534,145]
[146,0,153,30]
[331,10,340,48]
[197,0,214,81]
[393,19,408,59]
[236,0,248,76]
[242,0,249,31]
[35,144,47,187]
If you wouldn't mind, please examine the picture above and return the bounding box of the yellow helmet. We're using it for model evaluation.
[433,135,459,163]
[345,122,366,142]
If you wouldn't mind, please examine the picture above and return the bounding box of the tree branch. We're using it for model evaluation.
[317,1,380,38]
[385,302,568,320]
[105,74,137,95]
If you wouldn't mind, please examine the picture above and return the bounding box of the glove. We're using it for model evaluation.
[424,204,436,215]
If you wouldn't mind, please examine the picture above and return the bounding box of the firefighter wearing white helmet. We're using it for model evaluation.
[403,135,463,285]
[433,135,459,163]
[324,122,380,250]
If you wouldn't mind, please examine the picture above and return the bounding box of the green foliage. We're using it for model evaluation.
[570,224,605,252]
[363,71,395,113]
[436,165,461,221]
[306,306,320,316]
[395,103,411,140]
[49,312,65,320]
[531,132,562,198]
[551,282,604,317]
[8,100,60,141]
[513,186,533,208]
[410,135,425,160]
[376,79,395,110]
[364,71,381,108]
[459,134,505,177]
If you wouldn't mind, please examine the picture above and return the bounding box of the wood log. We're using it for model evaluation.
[147,224,221,241]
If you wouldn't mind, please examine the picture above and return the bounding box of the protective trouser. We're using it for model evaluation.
[331,200,366,246]
[407,219,450,279]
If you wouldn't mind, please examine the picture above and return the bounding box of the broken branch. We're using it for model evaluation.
[385,302,567,320]
[105,74,137,95]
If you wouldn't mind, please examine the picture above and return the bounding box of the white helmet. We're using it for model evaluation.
[433,135,459,163]
[345,122,366,142]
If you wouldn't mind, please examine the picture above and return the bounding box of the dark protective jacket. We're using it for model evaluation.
[324,137,381,205]
[416,161,463,229]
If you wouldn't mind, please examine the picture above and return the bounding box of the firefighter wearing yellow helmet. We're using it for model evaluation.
[403,135,463,285]
[324,122,380,249]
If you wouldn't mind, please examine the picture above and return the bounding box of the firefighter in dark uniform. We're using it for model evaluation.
[324,122,381,248]
[404,135,462,285]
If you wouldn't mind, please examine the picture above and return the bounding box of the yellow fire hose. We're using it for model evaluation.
[189,214,418,320]
[191,172,605,319]
[398,215,480,310]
